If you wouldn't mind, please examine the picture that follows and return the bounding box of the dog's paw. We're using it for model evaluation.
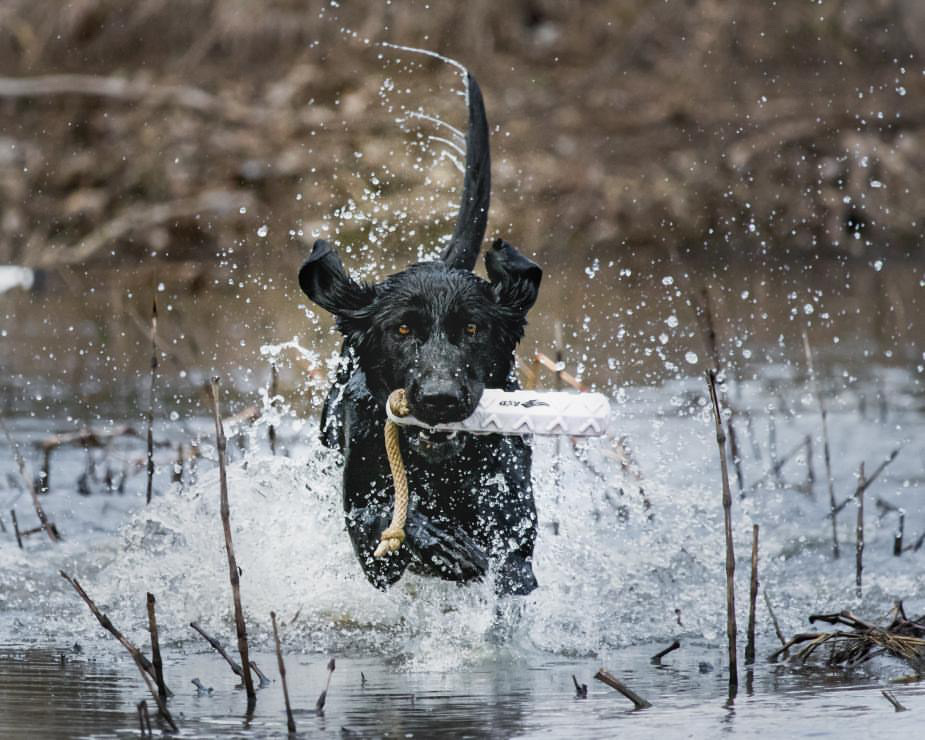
[405,513,488,582]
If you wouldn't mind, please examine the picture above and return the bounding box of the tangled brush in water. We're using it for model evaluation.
[771,603,925,674]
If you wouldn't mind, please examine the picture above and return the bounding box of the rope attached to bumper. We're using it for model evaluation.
[373,389,411,558]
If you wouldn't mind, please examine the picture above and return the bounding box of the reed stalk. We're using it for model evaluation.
[707,370,737,690]
[207,377,256,706]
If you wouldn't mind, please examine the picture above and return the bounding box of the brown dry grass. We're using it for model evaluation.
[1,0,924,285]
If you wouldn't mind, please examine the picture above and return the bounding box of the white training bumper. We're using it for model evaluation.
[385,389,610,437]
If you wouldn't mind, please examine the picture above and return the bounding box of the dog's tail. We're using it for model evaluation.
[440,72,490,271]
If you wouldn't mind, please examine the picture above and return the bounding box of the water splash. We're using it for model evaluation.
[2,372,923,673]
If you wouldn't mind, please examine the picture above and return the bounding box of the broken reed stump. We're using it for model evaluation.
[316,658,336,715]
[803,333,838,559]
[746,524,759,666]
[271,611,296,734]
[146,294,158,504]
[145,593,170,700]
[1,420,60,543]
[38,424,142,487]
[137,700,152,737]
[60,571,177,731]
[10,509,22,548]
[804,434,815,494]
[207,377,256,706]
[767,411,781,486]
[696,287,744,495]
[172,444,184,485]
[830,448,901,523]
[190,621,248,679]
[895,511,905,556]
[268,363,279,456]
[856,462,865,600]
[763,590,788,649]
[881,689,909,712]
[650,640,681,665]
[707,370,738,690]
[743,438,805,495]
[250,660,271,688]
[593,668,651,709]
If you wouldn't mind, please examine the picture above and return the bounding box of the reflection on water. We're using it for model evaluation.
[0,647,131,738]
[0,646,922,739]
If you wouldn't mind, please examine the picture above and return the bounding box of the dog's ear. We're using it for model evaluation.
[486,238,542,314]
[298,240,375,324]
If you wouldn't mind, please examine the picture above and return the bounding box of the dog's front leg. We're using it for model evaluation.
[479,437,539,597]
[345,502,488,587]
[344,503,413,590]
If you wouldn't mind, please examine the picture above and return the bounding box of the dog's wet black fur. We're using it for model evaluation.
[298,72,541,596]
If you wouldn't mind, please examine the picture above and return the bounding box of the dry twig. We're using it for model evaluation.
[316,658,336,715]
[1,420,60,543]
[746,524,759,665]
[60,571,177,731]
[881,689,908,712]
[593,668,651,709]
[650,640,681,665]
[271,611,297,733]
[190,622,245,678]
[763,589,788,649]
[146,593,170,700]
[855,463,865,599]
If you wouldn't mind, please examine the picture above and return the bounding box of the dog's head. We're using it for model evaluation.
[298,71,541,425]
[299,237,541,425]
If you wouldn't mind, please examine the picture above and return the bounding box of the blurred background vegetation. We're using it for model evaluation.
[1,0,923,415]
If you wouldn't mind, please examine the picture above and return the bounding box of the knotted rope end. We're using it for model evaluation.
[373,526,406,558]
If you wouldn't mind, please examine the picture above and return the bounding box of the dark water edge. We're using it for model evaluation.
[1,643,922,739]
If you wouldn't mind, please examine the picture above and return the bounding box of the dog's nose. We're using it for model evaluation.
[412,382,468,423]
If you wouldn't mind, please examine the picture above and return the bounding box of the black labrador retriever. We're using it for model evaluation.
[299,72,542,596]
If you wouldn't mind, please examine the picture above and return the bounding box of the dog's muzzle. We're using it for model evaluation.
[406,428,465,462]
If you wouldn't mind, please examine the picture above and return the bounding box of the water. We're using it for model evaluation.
[2,646,923,738]
[1,368,923,737]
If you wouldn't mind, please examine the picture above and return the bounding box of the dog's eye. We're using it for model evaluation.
[465,323,478,336]
[397,324,411,336]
